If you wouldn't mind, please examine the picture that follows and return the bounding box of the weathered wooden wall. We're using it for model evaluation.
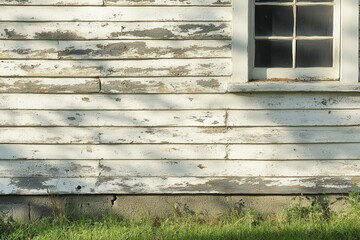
[0,0,359,195]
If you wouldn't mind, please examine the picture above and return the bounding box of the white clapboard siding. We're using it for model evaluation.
[0,0,230,5]
[0,40,58,59]
[228,83,360,93]
[100,77,229,93]
[0,59,231,77]
[1,93,360,110]
[0,0,103,5]
[58,40,232,59]
[0,7,231,21]
[2,177,360,195]
[1,127,360,144]
[0,22,232,40]
[1,160,360,178]
[104,0,232,6]
[0,110,226,127]
[228,144,360,160]
[0,78,100,93]
[0,110,358,127]
[0,77,228,94]
[0,144,226,160]
[228,110,360,126]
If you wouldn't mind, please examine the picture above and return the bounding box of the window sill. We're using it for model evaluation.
[228,82,360,93]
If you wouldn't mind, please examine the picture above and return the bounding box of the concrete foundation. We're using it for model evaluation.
[0,195,350,222]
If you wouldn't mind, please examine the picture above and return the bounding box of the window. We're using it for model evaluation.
[232,0,359,90]
[253,0,339,80]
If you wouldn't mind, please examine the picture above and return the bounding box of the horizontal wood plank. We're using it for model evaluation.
[59,40,231,59]
[0,59,232,77]
[0,0,231,5]
[100,77,228,93]
[0,0,103,5]
[0,7,231,21]
[3,109,359,127]
[2,177,360,194]
[0,110,225,126]
[228,144,360,160]
[0,78,100,93]
[0,22,231,40]
[0,93,359,110]
[104,0,231,6]
[0,40,58,59]
[1,160,360,178]
[228,110,360,126]
[0,77,228,93]
[1,127,360,144]
[0,144,226,160]
[228,82,360,93]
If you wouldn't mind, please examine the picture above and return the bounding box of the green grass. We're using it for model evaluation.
[2,196,360,240]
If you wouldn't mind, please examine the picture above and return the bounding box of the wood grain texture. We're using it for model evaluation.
[0,144,226,160]
[0,22,232,40]
[0,0,103,5]
[0,110,226,126]
[1,177,360,195]
[0,7,231,21]
[0,109,358,127]
[0,127,359,144]
[0,40,58,59]
[100,77,228,93]
[0,78,100,93]
[0,59,231,77]
[228,82,360,93]
[227,110,360,126]
[228,144,360,160]
[0,93,359,110]
[0,77,226,94]
[104,0,231,6]
[1,160,359,178]
[58,40,231,59]
[0,0,230,5]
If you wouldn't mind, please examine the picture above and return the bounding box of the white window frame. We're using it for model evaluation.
[231,0,359,91]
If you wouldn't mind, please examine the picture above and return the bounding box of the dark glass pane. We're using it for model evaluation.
[255,5,293,36]
[296,40,333,67]
[255,40,293,67]
[297,6,333,36]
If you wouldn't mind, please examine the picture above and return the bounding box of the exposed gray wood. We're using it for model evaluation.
[228,82,360,93]
[0,40,57,59]
[0,78,100,93]
[0,22,232,40]
[2,177,360,195]
[1,160,360,178]
[1,127,360,144]
[100,77,228,93]
[0,110,225,127]
[228,110,360,126]
[104,0,231,6]
[0,77,226,94]
[0,0,103,5]
[59,40,231,59]
[0,59,231,77]
[0,7,231,21]
[228,144,360,160]
[0,144,226,160]
[1,93,359,110]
